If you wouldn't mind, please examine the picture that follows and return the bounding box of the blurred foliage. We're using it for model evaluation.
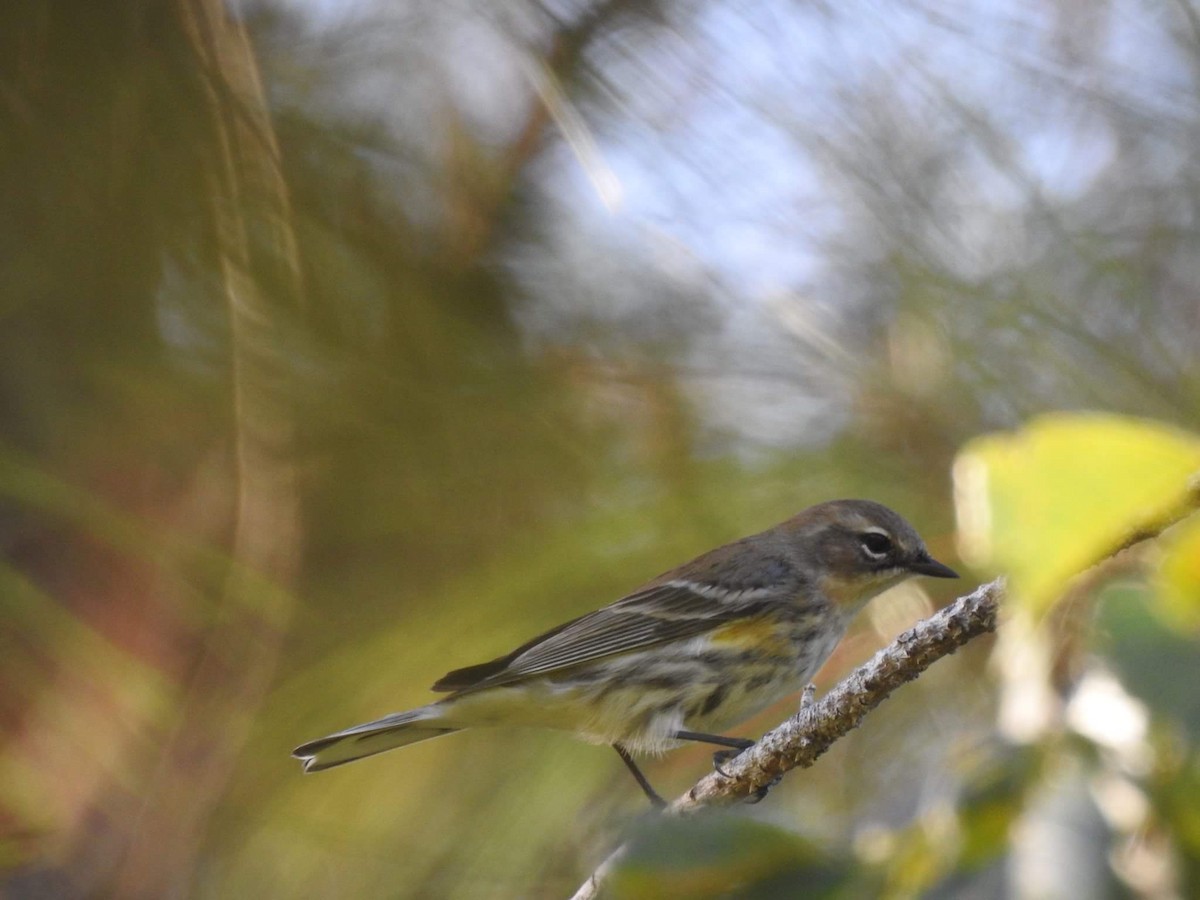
[0,0,1198,898]
[950,414,1200,900]
[609,816,859,899]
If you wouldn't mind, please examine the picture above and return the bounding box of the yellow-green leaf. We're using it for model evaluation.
[953,414,1200,612]
[1156,514,1200,633]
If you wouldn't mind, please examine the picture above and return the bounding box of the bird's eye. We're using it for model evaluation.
[859,532,893,558]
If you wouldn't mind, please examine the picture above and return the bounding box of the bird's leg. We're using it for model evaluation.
[671,730,755,777]
[613,743,666,809]
[672,729,755,751]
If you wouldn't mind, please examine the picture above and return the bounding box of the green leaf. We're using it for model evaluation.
[954,414,1200,613]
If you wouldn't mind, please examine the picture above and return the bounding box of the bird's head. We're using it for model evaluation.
[785,499,959,611]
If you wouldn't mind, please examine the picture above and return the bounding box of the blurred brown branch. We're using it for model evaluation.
[110,1,304,896]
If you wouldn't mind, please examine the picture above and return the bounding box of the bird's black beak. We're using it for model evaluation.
[908,554,959,579]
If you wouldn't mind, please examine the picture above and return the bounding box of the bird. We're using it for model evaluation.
[292,499,958,806]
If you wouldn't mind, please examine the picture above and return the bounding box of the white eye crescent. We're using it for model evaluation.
[859,529,893,559]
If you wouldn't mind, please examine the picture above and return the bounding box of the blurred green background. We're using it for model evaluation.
[1,1,1199,898]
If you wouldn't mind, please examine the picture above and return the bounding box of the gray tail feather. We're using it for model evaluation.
[292,705,459,773]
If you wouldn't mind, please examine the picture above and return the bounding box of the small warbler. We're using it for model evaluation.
[293,499,958,805]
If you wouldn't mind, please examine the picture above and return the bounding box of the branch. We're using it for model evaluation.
[569,578,1004,900]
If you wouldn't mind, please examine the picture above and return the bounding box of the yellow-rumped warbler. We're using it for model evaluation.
[293,499,957,805]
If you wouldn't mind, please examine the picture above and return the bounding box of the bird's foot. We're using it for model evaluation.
[710,739,754,778]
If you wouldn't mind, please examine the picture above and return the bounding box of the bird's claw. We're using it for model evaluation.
[744,773,783,804]
[712,748,742,778]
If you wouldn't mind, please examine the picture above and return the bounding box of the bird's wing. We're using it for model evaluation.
[431,578,780,694]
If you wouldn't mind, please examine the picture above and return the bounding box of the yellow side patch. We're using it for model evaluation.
[709,617,793,656]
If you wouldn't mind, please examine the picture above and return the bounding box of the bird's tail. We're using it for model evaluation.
[292,704,459,773]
